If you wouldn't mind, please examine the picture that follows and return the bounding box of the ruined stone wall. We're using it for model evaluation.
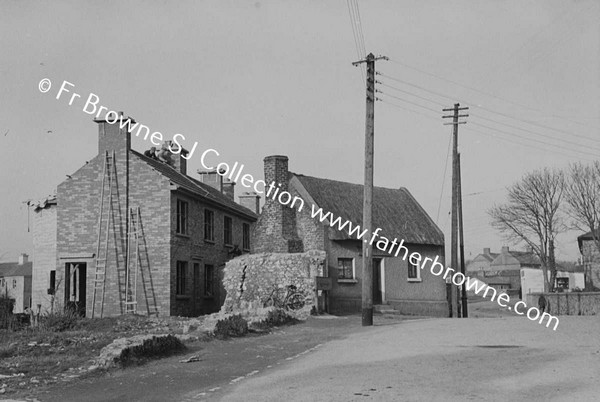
[220,250,326,313]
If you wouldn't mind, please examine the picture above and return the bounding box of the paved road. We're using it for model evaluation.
[219,315,600,402]
[33,314,408,402]
[23,310,600,402]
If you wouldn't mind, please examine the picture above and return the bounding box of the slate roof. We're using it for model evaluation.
[131,150,257,220]
[293,173,444,246]
[0,262,33,277]
[480,252,499,262]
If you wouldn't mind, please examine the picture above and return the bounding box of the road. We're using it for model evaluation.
[24,306,600,401]
[219,314,600,402]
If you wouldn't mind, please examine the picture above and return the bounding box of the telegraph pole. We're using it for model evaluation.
[353,53,387,327]
[457,152,468,317]
[443,103,468,318]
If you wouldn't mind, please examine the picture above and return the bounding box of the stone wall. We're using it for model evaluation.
[527,292,600,316]
[220,250,326,313]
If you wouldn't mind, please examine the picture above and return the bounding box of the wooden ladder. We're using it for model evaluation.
[92,151,116,318]
[125,207,141,314]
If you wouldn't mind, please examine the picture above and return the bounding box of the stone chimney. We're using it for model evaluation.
[253,155,302,253]
[222,180,235,201]
[483,248,491,255]
[18,253,28,265]
[197,169,224,192]
[501,246,510,253]
[239,192,261,215]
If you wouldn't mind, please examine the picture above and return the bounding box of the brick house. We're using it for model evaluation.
[0,254,32,313]
[30,195,58,313]
[253,155,448,317]
[40,115,256,318]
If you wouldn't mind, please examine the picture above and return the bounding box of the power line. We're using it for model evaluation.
[379,70,600,146]
[378,99,441,123]
[469,121,600,158]
[436,131,452,224]
[470,114,600,153]
[377,81,447,108]
[387,58,600,126]
[346,0,364,83]
[377,90,441,114]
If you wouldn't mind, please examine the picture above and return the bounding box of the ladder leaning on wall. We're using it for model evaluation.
[92,150,117,319]
[125,206,141,314]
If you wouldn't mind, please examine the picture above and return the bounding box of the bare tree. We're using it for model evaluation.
[564,161,600,289]
[489,168,566,292]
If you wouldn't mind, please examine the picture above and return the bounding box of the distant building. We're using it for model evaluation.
[0,254,32,313]
[34,115,257,318]
[577,230,600,290]
[466,248,498,277]
[468,246,585,297]
[253,155,449,317]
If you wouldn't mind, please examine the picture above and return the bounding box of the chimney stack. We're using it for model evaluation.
[18,253,28,265]
[197,169,224,192]
[501,246,509,253]
[96,111,132,156]
[483,248,491,255]
[239,192,261,215]
[222,180,235,201]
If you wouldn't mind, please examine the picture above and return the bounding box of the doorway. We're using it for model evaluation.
[373,258,383,304]
[64,263,86,317]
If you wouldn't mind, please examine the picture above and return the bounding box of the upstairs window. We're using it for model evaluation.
[176,199,188,235]
[242,223,250,251]
[224,216,233,245]
[204,209,215,241]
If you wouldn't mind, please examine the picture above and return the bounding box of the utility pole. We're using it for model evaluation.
[353,53,388,327]
[457,153,468,317]
[443,103,468,318]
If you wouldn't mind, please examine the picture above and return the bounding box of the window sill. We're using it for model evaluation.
[176,295,191,300]
[175,233,190,239]
[204,239,215,245]
[337,279,358,284]
[407,278,422,283]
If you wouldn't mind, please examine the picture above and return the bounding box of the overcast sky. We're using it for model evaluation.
[1,0,598,263]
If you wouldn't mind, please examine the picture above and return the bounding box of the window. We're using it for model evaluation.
[204,209,214,241]
[224,216,233,245]
[49,270,56,290]
[242,223,250,251]
[408,260,421,281]
[337,258,354,280]
[176,199,188,235]
[176,261,187,295]
[12,279,17,289]
[204,264,214,297]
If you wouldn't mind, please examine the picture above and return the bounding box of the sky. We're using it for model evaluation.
[0,0,598,263]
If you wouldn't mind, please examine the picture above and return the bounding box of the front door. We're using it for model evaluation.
[373,258,383,304]
[64,263,86,317]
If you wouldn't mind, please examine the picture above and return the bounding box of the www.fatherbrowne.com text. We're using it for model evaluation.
[40,78,559,331]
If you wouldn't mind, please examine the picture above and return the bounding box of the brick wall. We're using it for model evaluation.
[32,205,57,313]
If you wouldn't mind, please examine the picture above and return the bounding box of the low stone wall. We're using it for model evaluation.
[220,250,326,314]
[526,292,600,316]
